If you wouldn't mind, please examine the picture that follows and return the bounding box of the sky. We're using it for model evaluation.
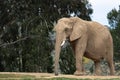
[89,0,120,25]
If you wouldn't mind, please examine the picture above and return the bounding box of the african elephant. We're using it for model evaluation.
[54,17,115,76]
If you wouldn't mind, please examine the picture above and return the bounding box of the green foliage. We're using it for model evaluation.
[60,45,76,74]
[107,6,120,61]
[0,17,53,72]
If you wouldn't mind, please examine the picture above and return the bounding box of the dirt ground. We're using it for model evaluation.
[0,72,120,79]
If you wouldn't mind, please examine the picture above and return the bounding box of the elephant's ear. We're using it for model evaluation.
[70,17,86,41]
[70,25,82,41]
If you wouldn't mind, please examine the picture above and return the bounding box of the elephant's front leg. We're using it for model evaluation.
[71,35,87,76]
[74,54,84,76]
[74,44,86,75]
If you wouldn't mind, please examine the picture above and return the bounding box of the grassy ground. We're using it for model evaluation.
[0,74,35,80]
[0,73,120,80]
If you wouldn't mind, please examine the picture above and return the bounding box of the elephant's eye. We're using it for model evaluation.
[65,28,71,36]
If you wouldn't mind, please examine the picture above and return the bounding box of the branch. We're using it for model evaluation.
[0,35,43,47]
[0,37,28,47]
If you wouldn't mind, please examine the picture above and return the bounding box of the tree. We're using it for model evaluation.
[38,0,93,21]
[0,0,53,72]
[107,6,120,62]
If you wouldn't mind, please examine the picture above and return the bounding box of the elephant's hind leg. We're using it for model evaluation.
[94,60,101,76]
[106,57,115,75]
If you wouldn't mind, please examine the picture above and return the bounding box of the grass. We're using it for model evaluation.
[0,74,119,80]
[0,74,35,80]
[38,78,120,80]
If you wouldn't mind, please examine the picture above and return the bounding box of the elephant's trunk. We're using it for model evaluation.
[54,34,63,76]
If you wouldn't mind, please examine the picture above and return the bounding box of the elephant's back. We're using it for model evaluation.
[87,21,111,41]
[87,21,112,45]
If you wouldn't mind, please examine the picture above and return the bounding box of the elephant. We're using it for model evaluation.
[53,17,115,76]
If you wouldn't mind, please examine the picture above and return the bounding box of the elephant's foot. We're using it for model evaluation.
[55,73,58,76]
[74,71,86,76]
[110,72,115,76]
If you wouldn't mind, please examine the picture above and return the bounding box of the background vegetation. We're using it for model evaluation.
[0,0,120,75]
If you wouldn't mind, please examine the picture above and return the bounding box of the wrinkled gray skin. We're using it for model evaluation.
[54,17,115,76]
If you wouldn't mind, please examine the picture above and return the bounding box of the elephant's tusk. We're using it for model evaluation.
[61,40,65,46]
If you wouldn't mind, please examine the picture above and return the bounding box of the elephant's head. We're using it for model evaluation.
[54,17,85,75]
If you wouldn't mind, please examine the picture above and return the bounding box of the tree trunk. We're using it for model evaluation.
[18,25,23,72]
